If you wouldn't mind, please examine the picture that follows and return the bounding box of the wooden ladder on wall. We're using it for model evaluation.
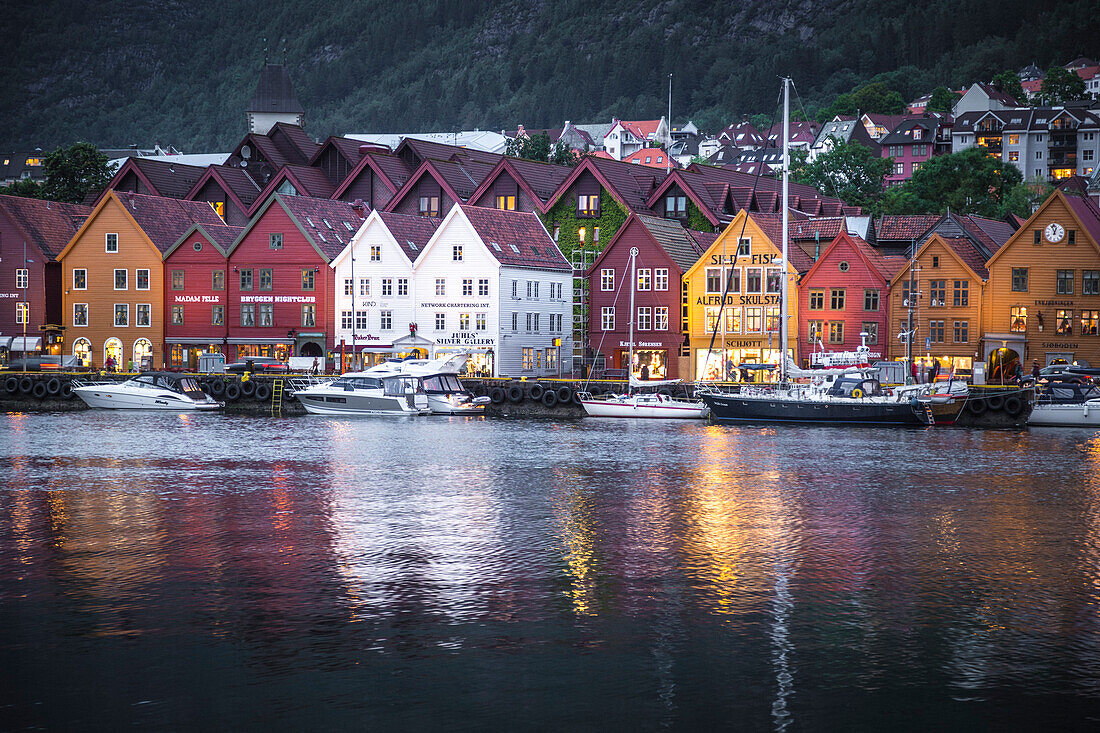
[271,378,284,417]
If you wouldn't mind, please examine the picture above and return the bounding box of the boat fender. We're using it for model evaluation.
[4,376,18,394]
[556,386,573,404]
[852,388,864,399]
[571,390,584,406]
[1003,396,1024,417]
[506,384,524,403]
[208,379,226,397]
[541,390,558,407]
[254,383,272,401]
[224,382,241,401]
[967,398,987,415]
[489,387,506,404]
[18,376,34,394]
[239,379,257,398]
[61,381,75,399]
[32,381,48,399]
[45,377,62,396]
[529,384,545,400]
[987,394,1005,411]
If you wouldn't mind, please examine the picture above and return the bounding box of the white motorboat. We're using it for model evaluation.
[73,372,223,410]
[363,354,490,415]
[294,372,431,416]
[579,390,710,419]
[1029,382,1100,427]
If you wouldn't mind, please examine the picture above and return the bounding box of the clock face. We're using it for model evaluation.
[1045,223,1065,243]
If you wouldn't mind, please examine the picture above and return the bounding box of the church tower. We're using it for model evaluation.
[246,63,305,135]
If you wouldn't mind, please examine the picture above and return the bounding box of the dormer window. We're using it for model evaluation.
[419,195,440,217]
[277,180,297,195]
[665,195,687,219]
[578,193,600,218]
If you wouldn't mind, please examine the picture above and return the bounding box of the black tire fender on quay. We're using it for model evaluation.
[61,381,75,399]
[32,381,48,399]
[541,390,558,407]
[529,383,545,400]
[18,376,34,394]
[572,390,584,406]
[224,382,241,401]
[209,379,226,397]
[239,379,256,398]
[967,397,988,415]
[986,394,1005,411]
[506,384,524,403]
[489,387,506,404]
[45,377,62,395]
[4,376,18,394]
[254,382,272,401]
[556,385,573,404]
[1004,396,1024,417]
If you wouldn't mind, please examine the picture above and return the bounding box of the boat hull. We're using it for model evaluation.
[1028,403,1100,427]
[74,387,222,410]
[297,391,430,416]
[580,398,709,419]
[702,393,929,425]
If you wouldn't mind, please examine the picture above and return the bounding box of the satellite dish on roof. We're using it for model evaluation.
[241,145,252,160]
[240,160,248,168]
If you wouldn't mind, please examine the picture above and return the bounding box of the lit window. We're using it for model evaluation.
[105,233,118,253]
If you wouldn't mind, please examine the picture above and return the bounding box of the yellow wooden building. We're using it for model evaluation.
[982,190,1100,374]
[682,210,807,381]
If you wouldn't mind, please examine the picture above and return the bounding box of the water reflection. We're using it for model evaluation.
[3,415,1100,728]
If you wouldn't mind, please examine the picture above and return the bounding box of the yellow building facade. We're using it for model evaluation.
[683,211,800,381]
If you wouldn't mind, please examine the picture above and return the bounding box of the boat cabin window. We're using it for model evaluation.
[421,375,465,392]
[333,377,382,390]
[383,377,422,395]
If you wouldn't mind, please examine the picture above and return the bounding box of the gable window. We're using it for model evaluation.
[737,238,751,257]
[73,269,87,290]
[436,278,446,296]
[240,269,253,291]
[1057,269,1074,295]
[114,269,127,290]
[302,269,316,291]
[1011,268,1028,292]
[1069,230,1077,245]
[269,233,283,250]
[370,245,381,261]
[105,233,118,253]
[665,195,687,219]
[213,270,225,291]
[655,268,668,291]
[495,194,516,210]
[953,281,968,307]
[171,270,184,291]
[258,269,272,291]
[453,244,463,261]
[418,195,440,217]
[637,268,651,291]
[578,193,600,217]
[601,269,614,291]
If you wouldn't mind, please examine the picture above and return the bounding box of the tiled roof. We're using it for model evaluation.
[376,211,441,261]
[681,164,857,216]
[685,228,719,255]
[863,113,910,134]
[958,214,1016,254]
[131,158,207,199]
[281,165,336,198]
[876,215,940,242]
[276,194,364,260]
[459,205,568,271]
[633,214,709,272]
[617,119,661,141]
[789,217,845,241]
[424,157,497,200]
[1064,193,1100,247]
[0,194,91,259]
[586,156,669,212]
[719,122,765,147]
[199,223,245,253]
[976,82,1020,107]
[364,150,413,190]
[399,138,503,168]
[267,123,320,165]
[940,236,991,279]
[746,213,817,272]
[204,164,263,208]
[764,120,821,145]
[621,148,676,169]
[878,118,939,146]
[500,157,573,202]
[248,65,304,114]
[849,235,908,280]
[116,192,226,253]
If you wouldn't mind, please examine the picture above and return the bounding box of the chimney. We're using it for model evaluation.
[352,198,366,219]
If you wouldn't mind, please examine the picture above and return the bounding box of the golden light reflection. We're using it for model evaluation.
[555,487,599,616]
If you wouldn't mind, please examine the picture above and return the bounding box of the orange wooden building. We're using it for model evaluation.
[57,191,224,369]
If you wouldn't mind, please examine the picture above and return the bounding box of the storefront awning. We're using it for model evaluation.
[0,336,12,350]
[227,338,294,345]
[391,332,436,349]
[166,338,226,345]
[9,337,42,351]
[340,343,393,353]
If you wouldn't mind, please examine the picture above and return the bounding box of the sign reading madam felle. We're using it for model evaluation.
[435,331,496,347]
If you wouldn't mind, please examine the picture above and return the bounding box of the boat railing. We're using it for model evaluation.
[286,375,332,393]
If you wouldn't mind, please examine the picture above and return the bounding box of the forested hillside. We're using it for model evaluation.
[1,0,1094,151]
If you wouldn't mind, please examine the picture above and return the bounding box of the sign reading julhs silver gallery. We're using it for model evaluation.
[436,332,496,347]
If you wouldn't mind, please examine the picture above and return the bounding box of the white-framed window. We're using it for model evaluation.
[525,312,533,331]
[73,269,87,290]
[601,269,614,291]
[435,312,446,330]
[706,267,722,294]
[355,311,368,331]
[380,310,392,330]
[342,310,353,329]
[137,269,150,290]
[459,313,470,330]
[435,278,446,296]
[105,233,118,253]
[114,303,129,327]
[478,278,489,296]
[511,312,518,331]
[344,278,354,296]
[136,303,151,327]
[655,307,669,330]
[16,268,28,289]
[381,278,393,296]
[370,246,381,261]
[655,268,669,291]
[512,280,519,298]
[476,313,486,331]
[533,313,540,331]
[453,244,463,261]
[601,306,615,330]
[637,306,652,330]
[15,302,28,324]
[360,278,370,296]
[637,268,651,291]
[397,278,409,296]
[462,278,473,296]
[73,303,88,326]
[114,269,127,290]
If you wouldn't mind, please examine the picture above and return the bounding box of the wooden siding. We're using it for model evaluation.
[61,197,165,367]
[191,179,249,227]
[163,235,229,348]
[0,217,50,339]
[983,195,1100,365]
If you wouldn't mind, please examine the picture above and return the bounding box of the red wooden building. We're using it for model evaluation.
[797,231,907,362]
[586,213,715,379]
[225,194,363,363]
[162,222,243,368]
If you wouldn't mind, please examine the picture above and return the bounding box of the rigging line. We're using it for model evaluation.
[582,248,632,392]
[701,85,785,381]
[790,79,847,206]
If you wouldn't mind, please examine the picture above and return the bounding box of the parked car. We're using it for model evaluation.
[224,358,290,374]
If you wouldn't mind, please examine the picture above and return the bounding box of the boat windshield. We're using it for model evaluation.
[382,377,423,396]
[421,375,464,393]
[331,377,383,391]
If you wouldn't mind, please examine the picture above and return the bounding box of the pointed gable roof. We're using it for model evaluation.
[876,214,940,242]
[891,234,989,285]
[0,194,91,259]
[164,221,244,258]
[458,205,569,271]
[375,211,442,262]
[804,232,905,285]
[330,149,411,202]
[185,164,263,212]
[745,212,818,272]
[469,157,574,210]
[395,137,503,169]
[248,64,305,115]
[632,214,710,272]
[253,164,336,207]
[103,157,207,203]
[271,194,363,260]
[267,122,319,164]
[543,155,669,214]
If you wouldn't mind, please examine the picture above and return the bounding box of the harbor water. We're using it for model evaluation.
[3,413,1100,730]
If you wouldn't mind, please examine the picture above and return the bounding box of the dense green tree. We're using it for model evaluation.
[791,141,892,211]
[926,86,959,113]
[817,82,905,121]
[0,178,47,199]
[505,132,579,167]
[1036,66,1088,106]
[40,143,111,203]
[990,71,1027,106]
[896,147,1025,218]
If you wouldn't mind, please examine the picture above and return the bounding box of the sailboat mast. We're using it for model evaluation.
[629,247,638,384]
[780,77,790,384]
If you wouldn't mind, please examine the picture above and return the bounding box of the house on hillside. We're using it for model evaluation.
[604,119,671,160]
[808,118,880,163]
[952,82,1021,117]
[881,118,942,186]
